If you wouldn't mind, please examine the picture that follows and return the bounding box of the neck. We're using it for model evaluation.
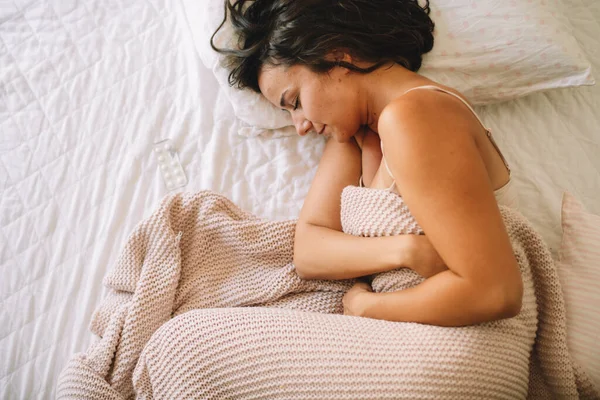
[361,65,427,132]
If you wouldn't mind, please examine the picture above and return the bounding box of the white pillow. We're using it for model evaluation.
[182,0,594,136]
[557,191,600,390]
[419,0,594,104]
[182,0,293,133]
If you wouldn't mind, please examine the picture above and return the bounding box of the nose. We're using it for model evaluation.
[293,116,312,136]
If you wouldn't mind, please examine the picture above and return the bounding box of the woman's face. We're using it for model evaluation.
[258,64,366,143]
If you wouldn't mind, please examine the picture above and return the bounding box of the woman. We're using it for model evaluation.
[212,0,522,327]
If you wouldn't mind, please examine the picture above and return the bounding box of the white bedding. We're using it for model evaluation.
[0,0,598,398]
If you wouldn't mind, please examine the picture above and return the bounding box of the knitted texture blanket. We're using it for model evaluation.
[57,189,598,399]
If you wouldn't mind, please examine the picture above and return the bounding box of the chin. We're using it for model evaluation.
[328,126,357,143]
[334,134,353,144]
[345,129,361,142]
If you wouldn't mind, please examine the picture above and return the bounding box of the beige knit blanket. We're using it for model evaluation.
[57,189,599,399]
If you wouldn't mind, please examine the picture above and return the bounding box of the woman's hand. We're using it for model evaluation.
[343,281,373,317]
[402,235,448,278]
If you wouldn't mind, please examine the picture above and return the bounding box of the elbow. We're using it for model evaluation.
[503,282,524,319]
[293,224,316,280]
[490,277,524,320]
[293,252,314,280]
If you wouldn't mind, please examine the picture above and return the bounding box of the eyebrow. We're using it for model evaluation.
[279,90,288,108]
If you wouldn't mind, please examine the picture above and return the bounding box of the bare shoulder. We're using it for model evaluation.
[373,85,521,296]
[378,86,478,143]
[376,87,485,208]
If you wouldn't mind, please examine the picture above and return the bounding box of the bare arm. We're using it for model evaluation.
[295,224,414,280]
[294,136,415,280]
[356,91,523,326]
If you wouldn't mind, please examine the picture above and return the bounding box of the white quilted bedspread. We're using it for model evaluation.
[0,0,599,398]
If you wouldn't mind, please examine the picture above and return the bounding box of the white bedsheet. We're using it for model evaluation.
[0,0,598,398]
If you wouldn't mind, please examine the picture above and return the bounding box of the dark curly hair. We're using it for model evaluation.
[211,0,435,93]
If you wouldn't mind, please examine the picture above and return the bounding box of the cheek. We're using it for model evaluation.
[302,91,329,121]
[335,91,362,127]
[305,82,361,135]
[319,88,353,120]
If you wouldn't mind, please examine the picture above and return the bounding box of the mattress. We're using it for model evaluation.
[0,0,598,398]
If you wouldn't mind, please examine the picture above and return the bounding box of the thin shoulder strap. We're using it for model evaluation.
[404,86,511,174]
[402,85,489,131]
[380,141,397,192]
[380,85,485,191]
[380,85,511,187]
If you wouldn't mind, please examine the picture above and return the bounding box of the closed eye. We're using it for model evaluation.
[281,97,300,113]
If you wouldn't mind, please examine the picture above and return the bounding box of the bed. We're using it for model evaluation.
[1,0,598,398]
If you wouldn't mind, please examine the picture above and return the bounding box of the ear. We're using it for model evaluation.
[328,50,353,74]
